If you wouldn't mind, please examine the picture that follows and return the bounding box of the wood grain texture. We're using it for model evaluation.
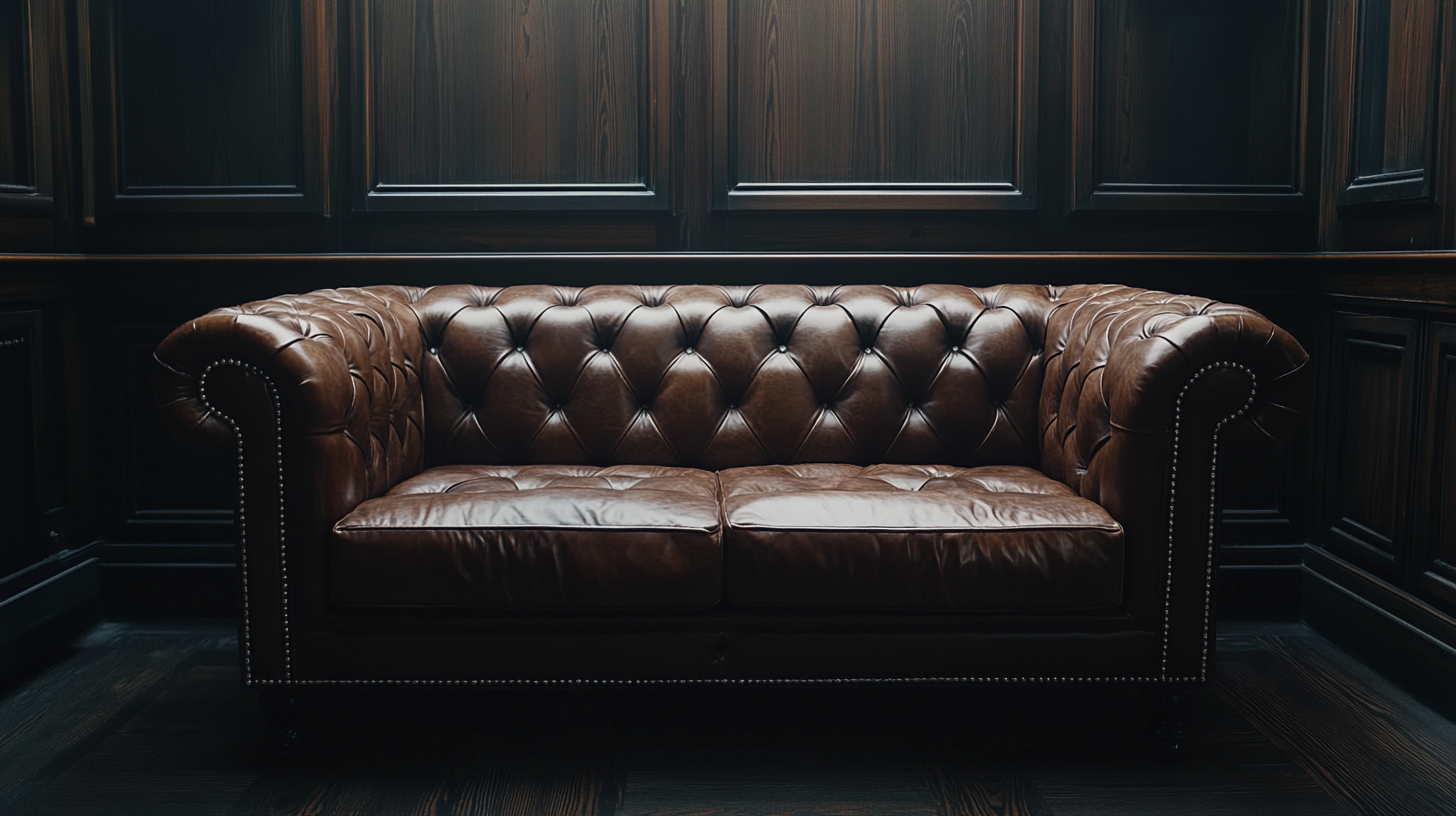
[362,0,667,213]
[9,621,1443,816]
[1348,0,1438,189]
[1215,631,1456,816]
[717,0,1036,210]
[1074,0,1306,210]
[617,747,941,816]
[24,666,261,816]
[0,628,215,814]
[113,0,302,191]
[0,0,30,190]
[927,764,1051,816]
[1322,313,1420,580]
[1414,322,1456,613]
[227,735,621,816]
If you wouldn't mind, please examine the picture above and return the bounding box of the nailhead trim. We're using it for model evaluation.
[199,360,287,685]
[250,676,1203,686]
[210,356,1254,689]
[1162,362,1256,683]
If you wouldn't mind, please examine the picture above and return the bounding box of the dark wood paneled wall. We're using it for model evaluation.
[716,0,1036,211]
[21,0,1456,252]
[1074,0,1308,211]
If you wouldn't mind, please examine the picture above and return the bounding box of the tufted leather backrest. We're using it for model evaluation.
[411,284,1056,470]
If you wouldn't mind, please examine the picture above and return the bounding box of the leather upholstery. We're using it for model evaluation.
[721,464,1123,610]
[410,284,1049,469]
[331,465,722,609]
[152,282,1310,686]
[1037,285,1311,635]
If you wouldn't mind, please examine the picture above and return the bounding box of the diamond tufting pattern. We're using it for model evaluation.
[411,283,1053,470]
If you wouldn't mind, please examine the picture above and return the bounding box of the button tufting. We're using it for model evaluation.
[685,347,696,355]
[778,345,788,353]
[950,346,960,353]
[514,346,524,353]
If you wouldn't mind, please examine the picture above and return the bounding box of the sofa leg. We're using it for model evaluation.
[258,687,304,760]
[1142,684,1193,754]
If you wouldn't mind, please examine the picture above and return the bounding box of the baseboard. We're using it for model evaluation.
[101,541,238,617]
[101,563,238,618]
[0,554,103,683]
[1217,544,1304,620]
[1302,545,1456,722]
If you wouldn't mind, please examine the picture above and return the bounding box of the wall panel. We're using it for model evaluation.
[1415,323,1456,612]
[1071,0,1307,211]
[1342,0,1442,205]
[86,0,329,215]
[713,0,1037,211]
[0,0,54,220]
[1322,312,1420,581]
[356,0,669,212]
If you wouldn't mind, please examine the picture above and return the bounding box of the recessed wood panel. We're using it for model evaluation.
[1222,447,1295,543]
[88,0,329,214]
[714,0,1038,211]
[1339,0,1442,205]
[1323,313,1420,579]
[358,0,668,212]
[0,0,31,191]
[116,0,301,191]
[1416,323,1456,611]
[0,314,41,579]
[0,0,52,222]
[1072,0,1307,211]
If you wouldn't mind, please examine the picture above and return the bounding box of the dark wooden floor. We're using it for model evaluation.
[1,622,1453,815]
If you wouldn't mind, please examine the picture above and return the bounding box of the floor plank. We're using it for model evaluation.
[0,630,211,813]
[225,728,622,816]
[3,621,1453,816]
[23,665,262,816]
[1214,632,1456,816]
[617,746,942,816]
[927,763,1053,816]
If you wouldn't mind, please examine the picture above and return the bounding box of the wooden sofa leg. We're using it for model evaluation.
[258,687,304,760]
[1142,684,1193,754]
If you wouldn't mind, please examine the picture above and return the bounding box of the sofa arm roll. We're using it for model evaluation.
[1039,285,1310,681]
[154,286,429,498]
[152,286,427,683]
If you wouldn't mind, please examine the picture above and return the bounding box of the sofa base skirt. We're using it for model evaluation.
[262,628,1178,686]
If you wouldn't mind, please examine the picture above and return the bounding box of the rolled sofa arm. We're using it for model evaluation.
[153,286,427,683]
[1039,284,1310,682]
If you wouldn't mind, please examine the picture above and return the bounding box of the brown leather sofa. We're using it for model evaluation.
[154,284,1308,704]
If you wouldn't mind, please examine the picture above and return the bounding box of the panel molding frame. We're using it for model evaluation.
[1321,310,1421,581]
[1333,0,1450,208]
[1414,321,1456,613]
[351,0,672,214]
[83,0,333,216]
[1069,0,1312,212]
[710,0,1040,212]
[0,0,56,217]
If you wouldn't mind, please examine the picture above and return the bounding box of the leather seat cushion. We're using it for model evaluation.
[720,464,1124,610]
[331,465,723,610]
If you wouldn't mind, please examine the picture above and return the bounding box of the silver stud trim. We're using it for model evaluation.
[1161,362,1256,683]
[250,675,1203,687]
[200,359,288,684]
[211,355,1254,690]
